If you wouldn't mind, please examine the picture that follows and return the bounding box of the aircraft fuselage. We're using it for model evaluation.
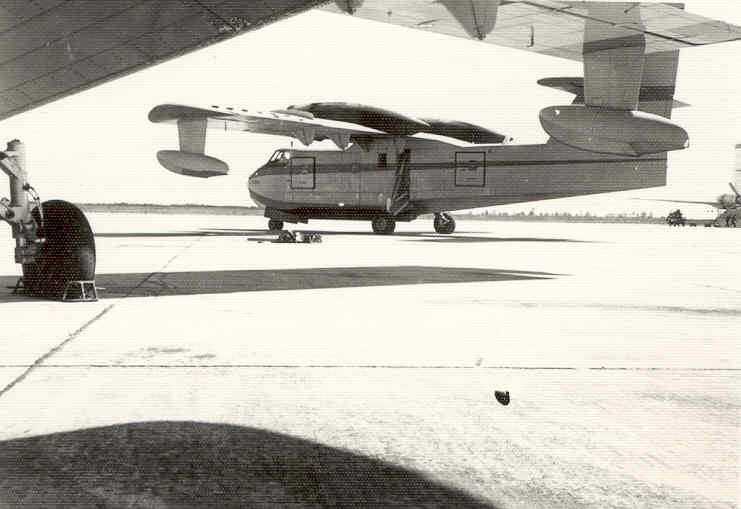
[248,137,667,227]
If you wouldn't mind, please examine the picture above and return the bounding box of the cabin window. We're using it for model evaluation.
[290,156,316,189]
[454,152,486,187]
[377,153,387,168]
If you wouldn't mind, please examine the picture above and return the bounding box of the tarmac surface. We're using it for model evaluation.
[0,213,739,508]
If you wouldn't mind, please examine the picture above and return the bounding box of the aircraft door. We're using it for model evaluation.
[358,146,396,208]
[290,156,316,190]
[341,148,362,207]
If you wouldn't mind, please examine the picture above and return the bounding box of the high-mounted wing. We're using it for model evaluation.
[419,118,511,145]
[289,102,430,136]
[323,1,741,62]
[149,103,382,146]
[0,0,326,122]
[149,103,383,177]
[289,102,512,144]
[150,102,515,176]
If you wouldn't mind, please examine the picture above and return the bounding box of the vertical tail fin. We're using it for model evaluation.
[538,51,682,118]
[637,50,680,119]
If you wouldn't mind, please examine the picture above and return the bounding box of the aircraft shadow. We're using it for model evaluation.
[95,229,490,239]
[403,236,592,244]
[94,229,591,244]
[95,229,272,238]
[0,421,496,508]
[0,266,559,302]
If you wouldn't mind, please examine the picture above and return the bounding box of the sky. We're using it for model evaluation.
[0,1,739,217]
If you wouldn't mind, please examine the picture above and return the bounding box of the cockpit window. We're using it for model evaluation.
[268,150,291,164]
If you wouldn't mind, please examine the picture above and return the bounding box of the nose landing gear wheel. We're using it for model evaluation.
[22,200,96,300]
[434,213,456,234]
[268,219,284,231]
[371,216,396,234]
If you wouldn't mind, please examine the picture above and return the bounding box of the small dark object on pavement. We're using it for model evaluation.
[495,391,510,406]
[273,231,322,244]
[275,230,296,243]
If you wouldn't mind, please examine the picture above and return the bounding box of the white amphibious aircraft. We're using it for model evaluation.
[0,2,740,297]
[150,2,741,234]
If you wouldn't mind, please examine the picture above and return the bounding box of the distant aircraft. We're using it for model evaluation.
[150,4,741,234]
[649,145,741,227]
[1,2,740,296]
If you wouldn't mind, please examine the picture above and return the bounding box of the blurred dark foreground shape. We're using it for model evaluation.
[0,421,496,508]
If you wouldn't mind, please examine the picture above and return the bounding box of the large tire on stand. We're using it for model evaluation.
[371,216,396,235]
[22,200,96,300]
[434,213,456,234]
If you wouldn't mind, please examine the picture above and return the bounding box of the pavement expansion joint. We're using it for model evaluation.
[0,304,115,398]
[0,236,204,400]
[0,364,737,371]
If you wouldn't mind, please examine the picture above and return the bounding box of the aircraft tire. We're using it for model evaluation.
[22,200,96,300]
[371,216,396,234]
[434,213,456,234]
[268,219,284,231]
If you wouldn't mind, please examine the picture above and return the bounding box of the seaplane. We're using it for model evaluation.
[0,1,739,298]
[150,3,741,235]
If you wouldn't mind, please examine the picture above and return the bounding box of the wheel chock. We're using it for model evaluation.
[9,276,24,294]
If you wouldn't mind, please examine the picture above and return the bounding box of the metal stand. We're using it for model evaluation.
[62,280,98,302]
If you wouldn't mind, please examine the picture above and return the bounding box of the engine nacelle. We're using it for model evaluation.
[539,105,689,157]
[156,150,229,178]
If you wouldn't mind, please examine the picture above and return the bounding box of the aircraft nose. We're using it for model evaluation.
[248,167,267,206]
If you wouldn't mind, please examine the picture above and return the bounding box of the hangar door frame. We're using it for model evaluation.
[454,152,486,187]
[290,156,316,190]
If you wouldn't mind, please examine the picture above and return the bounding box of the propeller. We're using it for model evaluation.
[730,182,741,206]
[715,184,740,209]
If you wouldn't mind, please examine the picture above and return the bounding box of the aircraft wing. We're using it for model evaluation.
[0,0,325,122]
[149,103,383,148]
[323,1,741,61]
[636,198,719,207]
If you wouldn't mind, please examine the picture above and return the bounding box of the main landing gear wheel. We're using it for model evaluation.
[371,216,396,235]
[434,213,456,234]
[22,200,96,299]
[268,219,284,231]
